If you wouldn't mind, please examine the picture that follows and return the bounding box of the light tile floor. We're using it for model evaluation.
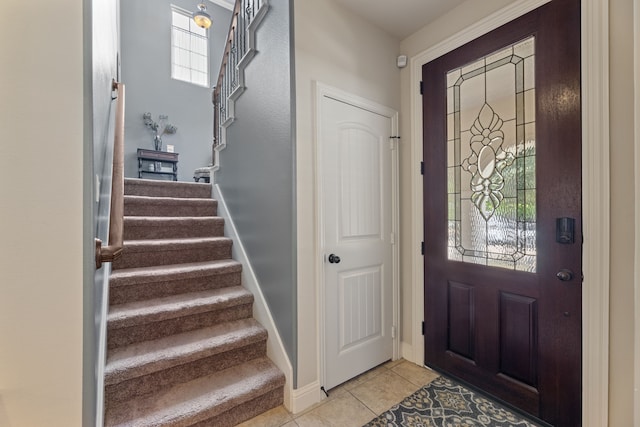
[238,359,440,427]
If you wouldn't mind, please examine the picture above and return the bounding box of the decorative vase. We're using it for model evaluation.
[153,135,163,151]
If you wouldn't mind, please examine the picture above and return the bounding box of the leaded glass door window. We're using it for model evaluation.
[447,36,536,272]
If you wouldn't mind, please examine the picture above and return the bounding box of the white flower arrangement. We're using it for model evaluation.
[143,112,177,151]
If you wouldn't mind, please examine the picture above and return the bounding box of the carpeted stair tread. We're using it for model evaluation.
[105,356,285,427]
[113,237,233,270]
[105,318,267,386]
[124,195,217,217]
[124,216,225,239]
[125,178,212,199]
[108,260,243,304]
[108,286,253,329]
[110,260,242,288]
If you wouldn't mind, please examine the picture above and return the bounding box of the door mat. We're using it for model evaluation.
[363,376,541,427]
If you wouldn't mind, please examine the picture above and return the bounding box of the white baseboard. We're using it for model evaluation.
[95,266,110,427]
[290,380,322,415]
[401,341,416,364]
[212,184,294,411]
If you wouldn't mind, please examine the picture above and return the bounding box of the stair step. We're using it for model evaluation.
[105,357,285,427]
[124,195,217,217]
[125,178,212,199]
[109,260,242,305]
[105,318,268,404]
[124,216,225,240]
[112,237,232,270]
[108,287,253,329]
[106,178,285,426]
[107,287,253,349]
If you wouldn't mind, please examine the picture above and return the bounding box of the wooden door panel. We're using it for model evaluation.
[447,281,475,360]
[499,292,537,386]
[423,0,581,425]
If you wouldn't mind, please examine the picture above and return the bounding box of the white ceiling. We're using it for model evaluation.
[330,0,467,39]
[208,0,466,40]
[207,0,235,11]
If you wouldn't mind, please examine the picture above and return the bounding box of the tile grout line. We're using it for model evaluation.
[281,360,417,426]
[348,368,415,419]
[345,388,380,421]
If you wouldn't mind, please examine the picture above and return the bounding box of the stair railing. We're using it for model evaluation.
[212,0,268,166]
[95,80,125,269]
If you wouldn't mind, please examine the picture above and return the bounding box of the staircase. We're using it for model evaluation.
[104,178,285,427]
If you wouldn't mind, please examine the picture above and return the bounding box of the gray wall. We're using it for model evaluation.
[121,0,231,181]
[82,0,118,426]
[216,0,298,383]
[85,0,119,425]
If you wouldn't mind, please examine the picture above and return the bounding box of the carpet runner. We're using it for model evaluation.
[104,178,285,427]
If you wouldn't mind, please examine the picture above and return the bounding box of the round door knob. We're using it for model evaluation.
[556,269,574,281]
[328,254,341,264]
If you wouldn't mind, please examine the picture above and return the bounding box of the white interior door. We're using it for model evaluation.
[319,92,395,390]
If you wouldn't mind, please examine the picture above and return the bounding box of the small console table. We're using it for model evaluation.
[137,148,178,181]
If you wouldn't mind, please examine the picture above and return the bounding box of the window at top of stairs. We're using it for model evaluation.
[170,5,209,87]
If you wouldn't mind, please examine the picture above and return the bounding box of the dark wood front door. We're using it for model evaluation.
[422,1,581,425]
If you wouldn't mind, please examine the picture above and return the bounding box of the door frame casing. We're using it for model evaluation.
[314,81,401,389]
[407,0,610,425]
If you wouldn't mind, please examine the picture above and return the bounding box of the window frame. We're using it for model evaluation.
[170,4,210,87]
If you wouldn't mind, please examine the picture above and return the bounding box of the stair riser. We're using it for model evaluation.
[113,243,232,270]
[108,304,253,350]
[109,271,241,305]
[192,387,284,427]
[124,199,217,217]
[124,220,225,240]
[125,180,212,199]
[106,340,267,406]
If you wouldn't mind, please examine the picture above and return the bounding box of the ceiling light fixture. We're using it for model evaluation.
[193,3,212,29]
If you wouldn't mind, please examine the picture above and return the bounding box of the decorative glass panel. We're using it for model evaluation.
[446,36,536,272]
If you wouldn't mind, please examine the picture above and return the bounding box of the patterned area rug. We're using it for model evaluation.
[364,376,541,427]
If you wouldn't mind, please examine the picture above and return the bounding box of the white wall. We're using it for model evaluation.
[294,0,401,390]
[0,0,84,425]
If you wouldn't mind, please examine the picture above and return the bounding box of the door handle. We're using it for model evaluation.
[556,269,574,281]
[328,254,341,264]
